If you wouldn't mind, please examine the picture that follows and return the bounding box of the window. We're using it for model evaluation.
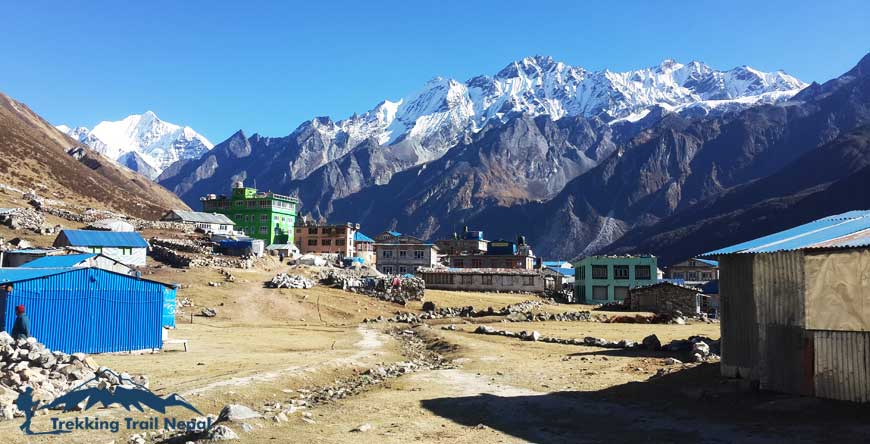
[336,239,345,246]
[427,274,454,285]
[471,258,482,268]
[308,239,317,246]
[399,266,407,274]
[382,266,393,274]
[120,248,132,255]
[688,271,698,281]
[591,265,608,279]
[461,275,473,285]
[701,271,713,280]
[321,239,332,246]
[399,250,407,258]
[614,286,629,301]
[482,275,493,285]
[260,214,268,222]
[634,265,651,280]
[578,286,586,299]
[259,200,269,208]
[382,250,393,258]
[673,272,685,279]
[614,265,629,279]
[259,226,267,234]
[523,276,535,286]
[308,227,318,235]
[592,286,609,300]
[452,259,464,267]
[295,228,301,233]
[246,201,255,208]
[219,225,227,231]
[90,247,103,254]
[414,250,424,259]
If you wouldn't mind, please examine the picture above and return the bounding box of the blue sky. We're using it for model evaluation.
[1,0,868,143]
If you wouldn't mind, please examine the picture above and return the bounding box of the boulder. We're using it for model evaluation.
[642,334,661,351]
[218,404,262,422]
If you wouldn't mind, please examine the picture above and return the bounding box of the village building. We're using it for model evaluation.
[445,236,538,270]
[53,230,148,267]
[573,255,658,304]
[0,267,176,353]
[435,227,488,255]
[200,181,298,245]
[702,210,870,402]
[627,281,707,315]
[86,218,135,232]
[161,210,236,235]
[418,267,560,294]
[665,258,719,285]
[373,231,438,275]
[353,232,376,265]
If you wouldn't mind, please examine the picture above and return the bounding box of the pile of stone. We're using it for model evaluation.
[150,243,255,269]
[0,207,49,233]
[0,332,147,420]
[150,237,214,254]
[641,334,721,362]
[473,325,636,348]
[267,273,315,289]
[324,271,425,305]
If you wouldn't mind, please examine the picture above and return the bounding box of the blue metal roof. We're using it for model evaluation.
[547,267,576,277]
[23,254,96,268]
[694,258,719,267]
[387,230,402,237]
[0,267,78,283]
[701,210,870,256]
[58,230,149,248]
[354,232,375,243]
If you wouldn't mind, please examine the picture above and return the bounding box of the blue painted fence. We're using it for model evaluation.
[0,268,168,353]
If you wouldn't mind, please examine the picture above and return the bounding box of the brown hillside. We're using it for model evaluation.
[0,92,190,219]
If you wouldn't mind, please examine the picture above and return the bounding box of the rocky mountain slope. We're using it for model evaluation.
[58,111,212,179]
[161,57,805,207]
[463,52,870,262]
[0,93,190,219]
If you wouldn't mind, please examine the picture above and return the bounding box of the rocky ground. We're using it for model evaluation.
[1,262,869,443]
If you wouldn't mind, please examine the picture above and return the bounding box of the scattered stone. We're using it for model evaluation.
[351,423,373,432]
[218,404,262,422]
[200,308,218,318]
[664,358,683,365]
[207,425,239,441]
[642,334,661,351]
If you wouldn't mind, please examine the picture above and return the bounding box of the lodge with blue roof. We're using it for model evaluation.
[700,210,870,403]
[53,229,149,267]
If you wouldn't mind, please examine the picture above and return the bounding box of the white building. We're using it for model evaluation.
[161,210,235,235]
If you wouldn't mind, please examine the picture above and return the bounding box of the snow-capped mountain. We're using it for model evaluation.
[57,111,213,179]
[302,56,806,163]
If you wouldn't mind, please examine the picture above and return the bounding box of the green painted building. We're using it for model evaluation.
[573,255,658,304]
[201,181,299,245]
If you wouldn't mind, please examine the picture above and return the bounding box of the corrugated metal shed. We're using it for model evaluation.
[163,210,234,225]
[702,210,870,256]
[55,230,149,248]
[23,254,97,268]
[0,267,169,353]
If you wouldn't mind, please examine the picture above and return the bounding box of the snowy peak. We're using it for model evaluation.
[57,112,212,179]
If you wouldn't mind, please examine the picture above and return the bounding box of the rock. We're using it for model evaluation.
[421,301,436,312]
[208,425,239,441]
[128,434,146,444]
[273,412,288,423]
[351,423,373,432]
[218,404,262,423]
[692,341,710,357]
[200,308,217,317]
[664,358,682,365]
[642,334,661,351]
[267,273,315,289]
[474,326,496,334]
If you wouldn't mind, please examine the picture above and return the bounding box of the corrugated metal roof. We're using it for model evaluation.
[695,258,719,267]
[0,267,78,283]
[546,267,576,276]
[701,210,870,256]
[387,231,402,236]
[58,230,149,248]
[23,254,96,268]
[164,210,234,225]
[354,232,375,243]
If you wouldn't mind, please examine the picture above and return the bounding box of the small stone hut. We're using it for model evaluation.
[627,282,705,315]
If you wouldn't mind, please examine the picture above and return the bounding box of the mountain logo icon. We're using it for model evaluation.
[15,368,201,436]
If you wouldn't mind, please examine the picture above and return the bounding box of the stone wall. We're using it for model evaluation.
[628,284,702,315]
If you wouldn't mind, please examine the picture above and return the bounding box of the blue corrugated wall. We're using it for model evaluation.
[0,268,165,353]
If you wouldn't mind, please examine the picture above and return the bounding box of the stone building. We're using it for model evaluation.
[373,231,438,275]
[627,282,706,315]
[418,267,556,293]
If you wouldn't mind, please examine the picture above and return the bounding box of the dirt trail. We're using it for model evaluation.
[183,326,389,396]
